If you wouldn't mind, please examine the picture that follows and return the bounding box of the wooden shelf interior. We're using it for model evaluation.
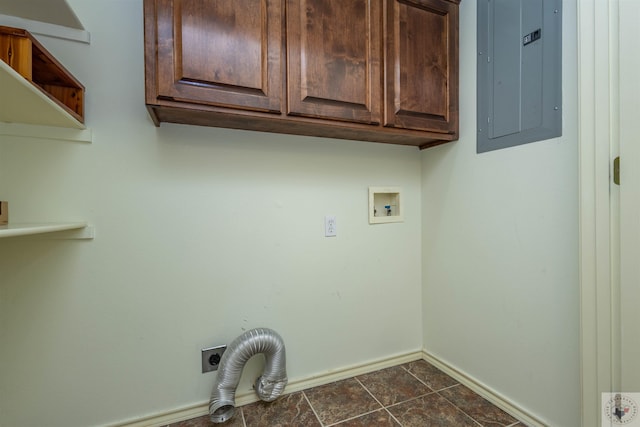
[0,25,84,127]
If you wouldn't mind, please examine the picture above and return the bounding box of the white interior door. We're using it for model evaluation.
[618,0,640,392]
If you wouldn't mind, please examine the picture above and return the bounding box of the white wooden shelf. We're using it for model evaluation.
[0,122,92,142]
[0,60,85,130]
[0,15,93,243]
[0,222,94,239]
[0,13,90,44]
[0,58,91,141]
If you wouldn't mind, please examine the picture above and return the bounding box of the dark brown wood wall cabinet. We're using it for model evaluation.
[144,0,460,149]
[385,0,459,134]
[286,0,382,125]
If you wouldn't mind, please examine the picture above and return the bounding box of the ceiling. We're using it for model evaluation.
[0,0,84,29]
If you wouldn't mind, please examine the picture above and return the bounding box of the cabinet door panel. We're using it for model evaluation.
[385,0,458,133]
[287,0,381,124]
[156,0,282,113]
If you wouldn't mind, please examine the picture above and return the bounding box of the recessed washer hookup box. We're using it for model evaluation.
[0,201,7,225]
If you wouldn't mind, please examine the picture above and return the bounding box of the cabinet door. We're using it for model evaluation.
[385,0,459,133]
[154,0,283,113]
[286,0,381,124]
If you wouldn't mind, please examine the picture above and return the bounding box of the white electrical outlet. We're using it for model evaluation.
[325,215,337,237]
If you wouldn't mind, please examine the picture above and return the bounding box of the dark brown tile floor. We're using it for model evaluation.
[166,359,528,427]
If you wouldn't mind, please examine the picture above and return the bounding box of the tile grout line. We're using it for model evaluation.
[170,360,527,427]
[383,390,438,410]
[382,407,403,427]
[354,377,404,426]
[435,384,525,427]
[400,363,460,393]
[402,363,519,427]
[301,390,326,427]
[324,408,391,427]
[416,363,528,426]
[400,364,430,387]
[400,364,485,427]
[436,383,462,393]
[434,386,484,427]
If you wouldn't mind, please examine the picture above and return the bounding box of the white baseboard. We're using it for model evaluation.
[113,350,423,427]
[421,350,548,427]
[115,350,547,427]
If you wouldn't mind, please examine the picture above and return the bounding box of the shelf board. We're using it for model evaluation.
[0,122,92,142]
[0,60,85,130]
[0,222,93,239]
[0,0,84,31]
[0,13,90,43]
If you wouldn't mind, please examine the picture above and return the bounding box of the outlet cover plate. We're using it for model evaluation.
[201,345,227,373]
[325,215,337,237]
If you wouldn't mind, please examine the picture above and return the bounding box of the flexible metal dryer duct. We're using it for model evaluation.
[209,328,288,423]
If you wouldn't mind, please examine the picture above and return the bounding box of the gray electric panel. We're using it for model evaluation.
[477,0,562,153]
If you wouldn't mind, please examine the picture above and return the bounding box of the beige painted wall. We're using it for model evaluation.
[0,1,422,426]
[421,1,580,426]
[0,0,582,426]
